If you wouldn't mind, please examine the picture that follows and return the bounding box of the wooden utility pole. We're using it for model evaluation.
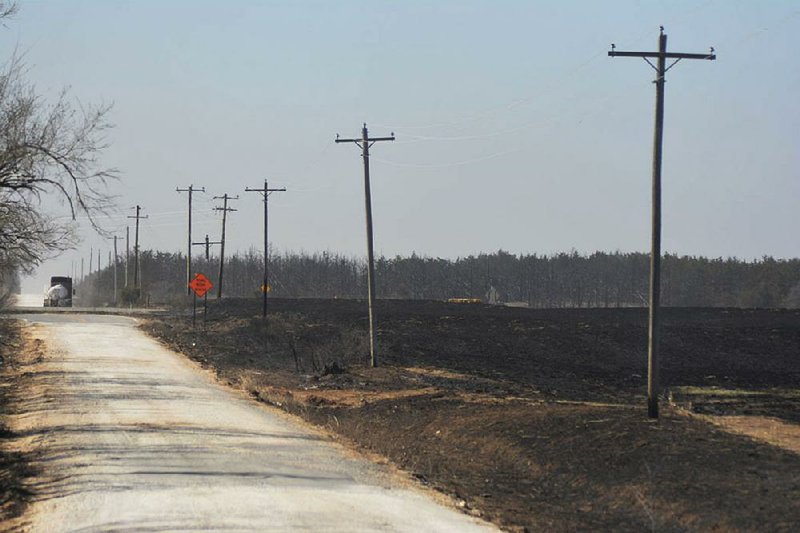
[191,234,220,325]
[335,123,395,368]
[113,236,119,305]
[192,234,221,260]
[609,27,715,418]
[177,184,205,295]
[125,226,130,287]
[213,194,238,299]
[89,247,93,275]
[245,180,286,318]
[128,205,148,289]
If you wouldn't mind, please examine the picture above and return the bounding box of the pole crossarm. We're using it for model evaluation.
[126,210,149,221]
[336,130,395,146]
[213,194,239,209]
[608,51,715,60]
[245,186,287,196]
[192,238,222,246]
[192,234,222,261]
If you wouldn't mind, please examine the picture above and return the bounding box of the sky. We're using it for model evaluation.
[3,0,798,292]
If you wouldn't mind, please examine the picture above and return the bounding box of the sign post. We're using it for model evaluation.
[188,273,213,328]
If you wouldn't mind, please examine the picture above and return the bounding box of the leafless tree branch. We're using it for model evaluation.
[0,49,118,276]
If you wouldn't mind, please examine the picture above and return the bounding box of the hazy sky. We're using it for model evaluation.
[4,0,798,291]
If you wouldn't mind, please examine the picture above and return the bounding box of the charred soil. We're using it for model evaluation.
[142,299,800,532]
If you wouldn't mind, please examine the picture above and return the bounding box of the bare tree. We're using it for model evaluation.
[0,2,16,22]
[0,3,117,277]
[0,197,76,272]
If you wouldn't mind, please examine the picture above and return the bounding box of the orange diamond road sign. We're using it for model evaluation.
[189,273,213,297]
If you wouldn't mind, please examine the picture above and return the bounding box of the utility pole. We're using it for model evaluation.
[89,247,93,275]
[192,234,221,325]
[177,184,205,295]
[97,248,101,273]
[335,123,395,368]
[80,257,84,282]
[113,236,119,305]
[213,194,238,299]
[609,27,715,418]
[125,226,130,288]
[245,180,286,318]
[128,205,148,289]
[192,234,221,260]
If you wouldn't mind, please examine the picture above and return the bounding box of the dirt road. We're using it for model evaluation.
[10,314,495,532]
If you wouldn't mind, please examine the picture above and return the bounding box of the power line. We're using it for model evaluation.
[372,148,521,169]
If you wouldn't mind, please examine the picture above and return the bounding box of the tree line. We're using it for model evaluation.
[77,249,800,309]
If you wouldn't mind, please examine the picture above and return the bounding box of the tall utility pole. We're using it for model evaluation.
[213,194,238,299]
[113,236,119,305]
[609,27,715,418]
[128,205,148,289]
[245,180,286,318]
[177,184,205,295]
[89,247,93,275]
[125,226,130,287]
[97,248,101,273]
[335,123,395,368]
[80,257,84,282]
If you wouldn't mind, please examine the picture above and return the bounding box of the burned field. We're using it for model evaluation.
[143,300,800,532]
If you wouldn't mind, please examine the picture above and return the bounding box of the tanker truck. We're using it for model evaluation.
[43,276,73,307]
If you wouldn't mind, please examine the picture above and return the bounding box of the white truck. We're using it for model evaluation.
[43,276,73,307]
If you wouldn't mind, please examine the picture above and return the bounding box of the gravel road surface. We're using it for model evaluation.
[13,314,495,532]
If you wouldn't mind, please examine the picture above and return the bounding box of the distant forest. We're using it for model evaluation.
[76,249,800,309]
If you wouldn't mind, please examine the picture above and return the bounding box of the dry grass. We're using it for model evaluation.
[0,319,44,524]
